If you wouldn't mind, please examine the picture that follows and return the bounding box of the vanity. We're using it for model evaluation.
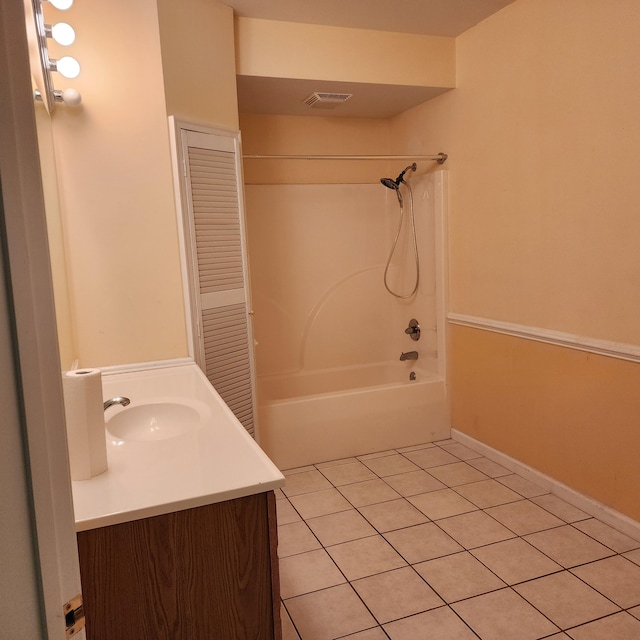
[71,362,285,639]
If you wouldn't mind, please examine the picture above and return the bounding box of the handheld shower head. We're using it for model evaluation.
[380,162,416,204]
[380,176,403,205]
[380,177,399,190]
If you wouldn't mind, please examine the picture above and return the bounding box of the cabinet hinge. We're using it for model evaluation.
[64,594,85,638]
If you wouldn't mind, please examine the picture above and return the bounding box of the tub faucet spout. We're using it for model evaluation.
[103,397,131,411]
[400,351,419,361]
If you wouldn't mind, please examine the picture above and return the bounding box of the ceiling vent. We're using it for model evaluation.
[303,92,353,109]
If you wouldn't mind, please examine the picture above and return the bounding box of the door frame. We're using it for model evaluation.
[0,1,84,637]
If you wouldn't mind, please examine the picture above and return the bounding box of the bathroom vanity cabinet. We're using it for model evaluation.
[76,491,281,640]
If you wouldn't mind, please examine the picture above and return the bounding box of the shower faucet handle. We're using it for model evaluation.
[404,318,421,341]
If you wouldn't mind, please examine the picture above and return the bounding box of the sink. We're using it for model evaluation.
[106,401,202,442]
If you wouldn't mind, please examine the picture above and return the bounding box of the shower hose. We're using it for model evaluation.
[384,181,420,299]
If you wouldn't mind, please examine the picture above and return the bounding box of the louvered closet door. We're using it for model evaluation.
[180,129,256,437]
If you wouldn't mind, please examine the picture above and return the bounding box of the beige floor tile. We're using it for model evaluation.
[628,604,640,620]
[358,450,396,460]
[454,479,522,509]
[427,462,488,487]
[318,461,377,486]
[338,478,401,507]
[414,551,505,603]
[408,488,477,520]
[486,499,564,535]
[284,465,316,475]
[277,498,302,525]
[497,474,548,498]
[402,447,459,469]
[514,571,619,629]
[352,566,444,624]
[341,628,388,640]
[327,535,406,581]
[275,488,286,500]
[278,521,322,557]
[396,442,436,453]
[439,442,482,460]
[383,470,446,497]
[279,548,346,599]
[285,583,377,640]
[288,488,353,520]
[306,509,378,547]
[436,510,515,549]
[573,518,640,553]
[384,522,463,564]
[524,524,615,568]
[281,603,300,640]
[361,453,420,477]
[359,498,429,533]
[471,537,562,585]
[316,457,358,468]
[383,605,479,640]
[467,456,512,478]
[282,469,333,497]
[452,588,559,640]
[567,612,640,640]
[531,494,590,523]
[625,548,640,567]
[571,555,640,608]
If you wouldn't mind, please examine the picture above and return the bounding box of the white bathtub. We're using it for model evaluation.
[257,362,450,470]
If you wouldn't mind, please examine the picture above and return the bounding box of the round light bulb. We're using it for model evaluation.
[61,88,82,106]
[48,0,74,10]
[51,22,75,46]
[55,56,80,79]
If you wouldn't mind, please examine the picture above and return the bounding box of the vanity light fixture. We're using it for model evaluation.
[27,0,82,111]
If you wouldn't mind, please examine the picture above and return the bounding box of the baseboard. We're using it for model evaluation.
[451,428,640,542]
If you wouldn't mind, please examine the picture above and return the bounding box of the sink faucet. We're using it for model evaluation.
[103,397,131,411]
[400,351,419,361]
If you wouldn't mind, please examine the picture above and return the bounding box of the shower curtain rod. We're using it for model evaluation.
[242,152,448,164]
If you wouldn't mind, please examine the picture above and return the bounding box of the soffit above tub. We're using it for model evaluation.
[222,0,518,38]
[234,15,457,119]
[236,76,449,119]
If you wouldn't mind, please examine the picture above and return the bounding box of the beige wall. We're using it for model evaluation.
[392,0,640,520]
[157,0,239,129]
[240,113,392,184]
[48,0,187,367]
[46,0,241,368]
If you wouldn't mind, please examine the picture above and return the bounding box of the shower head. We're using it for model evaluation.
[380,163,417,190]
[380,177,399,191]
[380,176,403,205]
[380,162,416,205]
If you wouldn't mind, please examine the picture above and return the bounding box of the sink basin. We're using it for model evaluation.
[106,401,202,442]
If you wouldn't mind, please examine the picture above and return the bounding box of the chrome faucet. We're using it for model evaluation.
[400,351,419,361]
[103,397,131,411]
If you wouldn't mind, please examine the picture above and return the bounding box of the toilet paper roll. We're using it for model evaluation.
[62,368,108,481]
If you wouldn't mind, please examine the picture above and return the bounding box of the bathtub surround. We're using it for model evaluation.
[246,171,449,468]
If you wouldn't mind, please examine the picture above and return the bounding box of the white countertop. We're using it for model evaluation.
[71,362,285,531]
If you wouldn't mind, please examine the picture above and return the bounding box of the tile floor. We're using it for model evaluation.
[275,439,640,640]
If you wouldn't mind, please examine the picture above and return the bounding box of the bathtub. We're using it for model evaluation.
[257,361,450,470]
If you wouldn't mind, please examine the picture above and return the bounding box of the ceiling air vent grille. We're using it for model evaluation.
[303,92,353,109]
